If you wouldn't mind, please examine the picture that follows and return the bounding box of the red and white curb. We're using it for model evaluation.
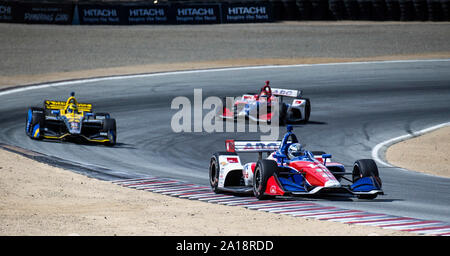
[112,176,450,236]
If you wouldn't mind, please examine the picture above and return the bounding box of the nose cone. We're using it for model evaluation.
[68,121,81,134]
[324,180,341,188]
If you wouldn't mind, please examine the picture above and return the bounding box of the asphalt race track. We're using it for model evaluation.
[1,60,449,224]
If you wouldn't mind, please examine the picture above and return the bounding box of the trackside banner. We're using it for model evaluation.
[77,4,122,25]
[223,3,273,23]
[0,1,16,22]
[172,4,221,24]
[77,3,220,25]
[0,1,73,24]
[0,2,275,25]
[125,4,169,25]
[77,3,170,25]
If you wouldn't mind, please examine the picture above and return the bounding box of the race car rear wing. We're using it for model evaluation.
[271,88,302,98]
[226,140,282,159]
[45,100,93,112]
[226,140,281,153]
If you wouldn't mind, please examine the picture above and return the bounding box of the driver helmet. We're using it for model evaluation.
[260,81,272,98]
[67,104,78,114]
[287,143,306,159]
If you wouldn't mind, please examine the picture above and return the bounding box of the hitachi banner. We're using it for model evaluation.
[223,3,272,23]
[78,4,121,25]
[125,4,169,24]
[173,4,221,24]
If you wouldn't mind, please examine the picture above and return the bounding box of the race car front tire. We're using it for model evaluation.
[253,159,278,200]
[209,152,224,193]
[26,107,45,140]
[102,118,117,146]
[352,159,382,199]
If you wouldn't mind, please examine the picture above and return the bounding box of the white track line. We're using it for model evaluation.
[372,122,450,167]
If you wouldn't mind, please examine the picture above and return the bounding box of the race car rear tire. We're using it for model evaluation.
[302,98,311,123]
[269,102,288,126]
[102,118,117,146]
[26,107,45,140]
[353,159,382,199]
[253,159,278,200]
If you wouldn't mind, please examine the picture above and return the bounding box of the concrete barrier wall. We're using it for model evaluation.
[0,0,448,24]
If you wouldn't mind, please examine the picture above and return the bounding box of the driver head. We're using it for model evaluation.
[67,104,78,114]
[287,143,305,159]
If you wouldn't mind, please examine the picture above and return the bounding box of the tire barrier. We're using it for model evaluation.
[358,0,374,20]
[399,0,415,20]
[442,0,450,20]
[385,0,401,19]
[372,0,388,20]
[0,0,449,24]
[296,0,313,19]
[329,0,348,20]
[282,0,302,20]
[428,0,443,20]
[310,0,332,20]
[413,0,429,21]
[343,0,361,19]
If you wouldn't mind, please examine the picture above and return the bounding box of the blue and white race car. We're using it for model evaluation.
[209,126,383,200]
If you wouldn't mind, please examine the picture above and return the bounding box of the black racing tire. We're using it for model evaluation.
[209,152,237,193]
[353,159,381,199]
[26,107,45,140]
[209,153,221,193]
[352,159,379,182]
[253,159,278,200]
[102,118,117,146]
[302,98,311,123]
[272,102,288,126]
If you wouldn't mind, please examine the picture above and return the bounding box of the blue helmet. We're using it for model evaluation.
[287,143,305,159]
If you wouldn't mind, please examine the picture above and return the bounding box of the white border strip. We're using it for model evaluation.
[372,122,450,167]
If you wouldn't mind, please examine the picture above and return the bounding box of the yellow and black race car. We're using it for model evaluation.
[25,92,116,146]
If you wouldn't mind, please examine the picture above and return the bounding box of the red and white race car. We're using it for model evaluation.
[217,81,311,125]
[209,126,383,200]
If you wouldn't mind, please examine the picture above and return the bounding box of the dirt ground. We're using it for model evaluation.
[0,148,411,236]
[386,126,450,178]
[1,22,449,236]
